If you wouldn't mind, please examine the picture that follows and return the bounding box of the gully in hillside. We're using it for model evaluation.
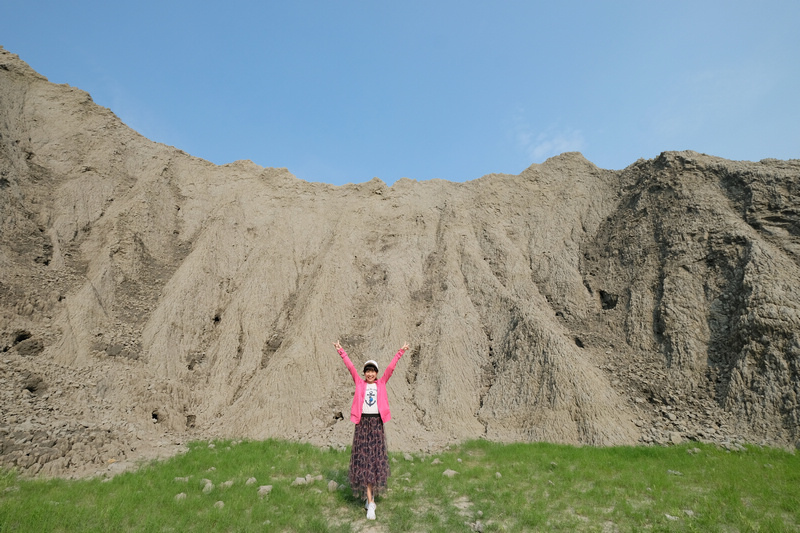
[333,340,409,521]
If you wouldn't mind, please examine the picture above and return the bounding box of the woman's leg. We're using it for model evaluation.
[365,483,376,519]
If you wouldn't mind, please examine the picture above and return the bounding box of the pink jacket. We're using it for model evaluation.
[338,347,405,424]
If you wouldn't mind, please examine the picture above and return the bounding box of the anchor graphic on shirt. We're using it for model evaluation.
[365,390,377,407]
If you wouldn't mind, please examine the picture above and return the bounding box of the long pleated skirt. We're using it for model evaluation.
[348,414,390,498]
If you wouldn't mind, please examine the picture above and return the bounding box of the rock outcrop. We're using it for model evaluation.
[1,46,798,477]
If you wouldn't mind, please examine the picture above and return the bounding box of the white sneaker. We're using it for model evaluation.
[366,502,376,520]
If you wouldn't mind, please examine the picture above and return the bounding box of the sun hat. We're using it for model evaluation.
[363,360,379,373]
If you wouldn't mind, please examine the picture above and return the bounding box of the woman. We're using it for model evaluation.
[333,340,409,520]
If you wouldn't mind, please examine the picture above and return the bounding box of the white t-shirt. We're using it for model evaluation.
[362,383,379,414]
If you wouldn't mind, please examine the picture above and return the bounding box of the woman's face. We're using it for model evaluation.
[364,368,377,383]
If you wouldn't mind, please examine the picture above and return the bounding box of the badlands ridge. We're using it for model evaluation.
[1,47,798,477]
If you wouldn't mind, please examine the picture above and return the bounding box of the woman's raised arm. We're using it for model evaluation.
[334,341,360,381]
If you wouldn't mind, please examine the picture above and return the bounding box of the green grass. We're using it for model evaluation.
[1,439,798,532]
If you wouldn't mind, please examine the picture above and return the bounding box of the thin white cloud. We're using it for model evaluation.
[513,110,585,163]
[527,129,586,161]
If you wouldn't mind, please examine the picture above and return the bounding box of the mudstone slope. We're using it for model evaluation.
[1,47,798,477]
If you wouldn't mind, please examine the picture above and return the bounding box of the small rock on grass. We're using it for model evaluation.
[442,469,459,478]
[214,501,224,509]
[175,492,187,501]
[246,477,257,485]
[258,485,273,498]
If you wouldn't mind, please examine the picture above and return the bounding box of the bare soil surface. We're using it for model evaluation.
[1,46,798,478]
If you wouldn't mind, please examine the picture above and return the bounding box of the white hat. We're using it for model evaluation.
[363,360,379,372]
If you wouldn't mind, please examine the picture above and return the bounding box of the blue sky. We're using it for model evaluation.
[3,1,798,185]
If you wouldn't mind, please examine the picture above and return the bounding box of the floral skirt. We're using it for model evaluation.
[349,414,390,498]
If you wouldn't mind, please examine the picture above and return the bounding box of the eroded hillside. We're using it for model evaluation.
[1,47,798,477]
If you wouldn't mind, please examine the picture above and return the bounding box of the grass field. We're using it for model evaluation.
[1,438,797,532]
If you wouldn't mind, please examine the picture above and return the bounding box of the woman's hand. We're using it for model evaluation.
[333,341,343,351]
[402,342,410,351]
